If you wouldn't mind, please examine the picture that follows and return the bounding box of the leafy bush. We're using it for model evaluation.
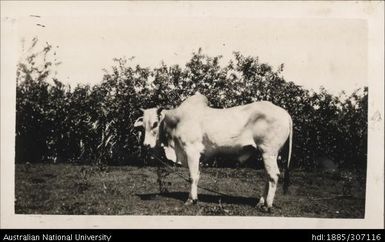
[16,41,367,171]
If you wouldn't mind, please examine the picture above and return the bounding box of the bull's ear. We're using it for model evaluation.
[159,109,167,119]
[134,117,143,127]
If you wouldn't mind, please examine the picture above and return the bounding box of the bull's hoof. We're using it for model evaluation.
[256,205,273,214]
[256,201,265,209]
[266,207,273,214]
[184,198,198,206]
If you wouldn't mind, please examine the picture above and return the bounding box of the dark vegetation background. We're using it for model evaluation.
[15,38,368,172]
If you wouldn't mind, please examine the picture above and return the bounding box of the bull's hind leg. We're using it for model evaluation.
[257,182,268,208]
[261,153,279,213]
[184,147,201,205]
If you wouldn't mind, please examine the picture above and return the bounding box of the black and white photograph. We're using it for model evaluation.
[1,1,383,229]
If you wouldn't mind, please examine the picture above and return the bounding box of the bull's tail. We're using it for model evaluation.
[283,116,293,194]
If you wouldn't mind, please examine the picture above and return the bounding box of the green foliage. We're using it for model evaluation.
[15,41,368,170]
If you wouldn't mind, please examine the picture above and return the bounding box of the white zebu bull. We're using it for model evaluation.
[134,93,293,212]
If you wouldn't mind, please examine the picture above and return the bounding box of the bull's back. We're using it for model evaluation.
[202,101,289,131]
[199,101,289,149]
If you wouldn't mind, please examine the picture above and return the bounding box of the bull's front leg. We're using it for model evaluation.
[184,147,201,205]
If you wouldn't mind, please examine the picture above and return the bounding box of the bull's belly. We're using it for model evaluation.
[204,144,244,156]
[202,145,256,164]
[202,133,256,162]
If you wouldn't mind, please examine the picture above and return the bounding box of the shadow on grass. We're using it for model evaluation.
[136,192,257,206]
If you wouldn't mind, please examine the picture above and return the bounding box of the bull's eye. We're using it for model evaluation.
[152,121,158,129]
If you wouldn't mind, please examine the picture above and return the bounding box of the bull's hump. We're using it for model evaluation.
[180,93,209,108]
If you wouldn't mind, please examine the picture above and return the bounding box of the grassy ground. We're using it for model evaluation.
[15,164,366,217]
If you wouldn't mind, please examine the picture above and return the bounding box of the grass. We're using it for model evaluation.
[15,164,366,217]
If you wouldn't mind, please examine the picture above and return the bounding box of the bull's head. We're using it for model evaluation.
[134,107,164,148]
